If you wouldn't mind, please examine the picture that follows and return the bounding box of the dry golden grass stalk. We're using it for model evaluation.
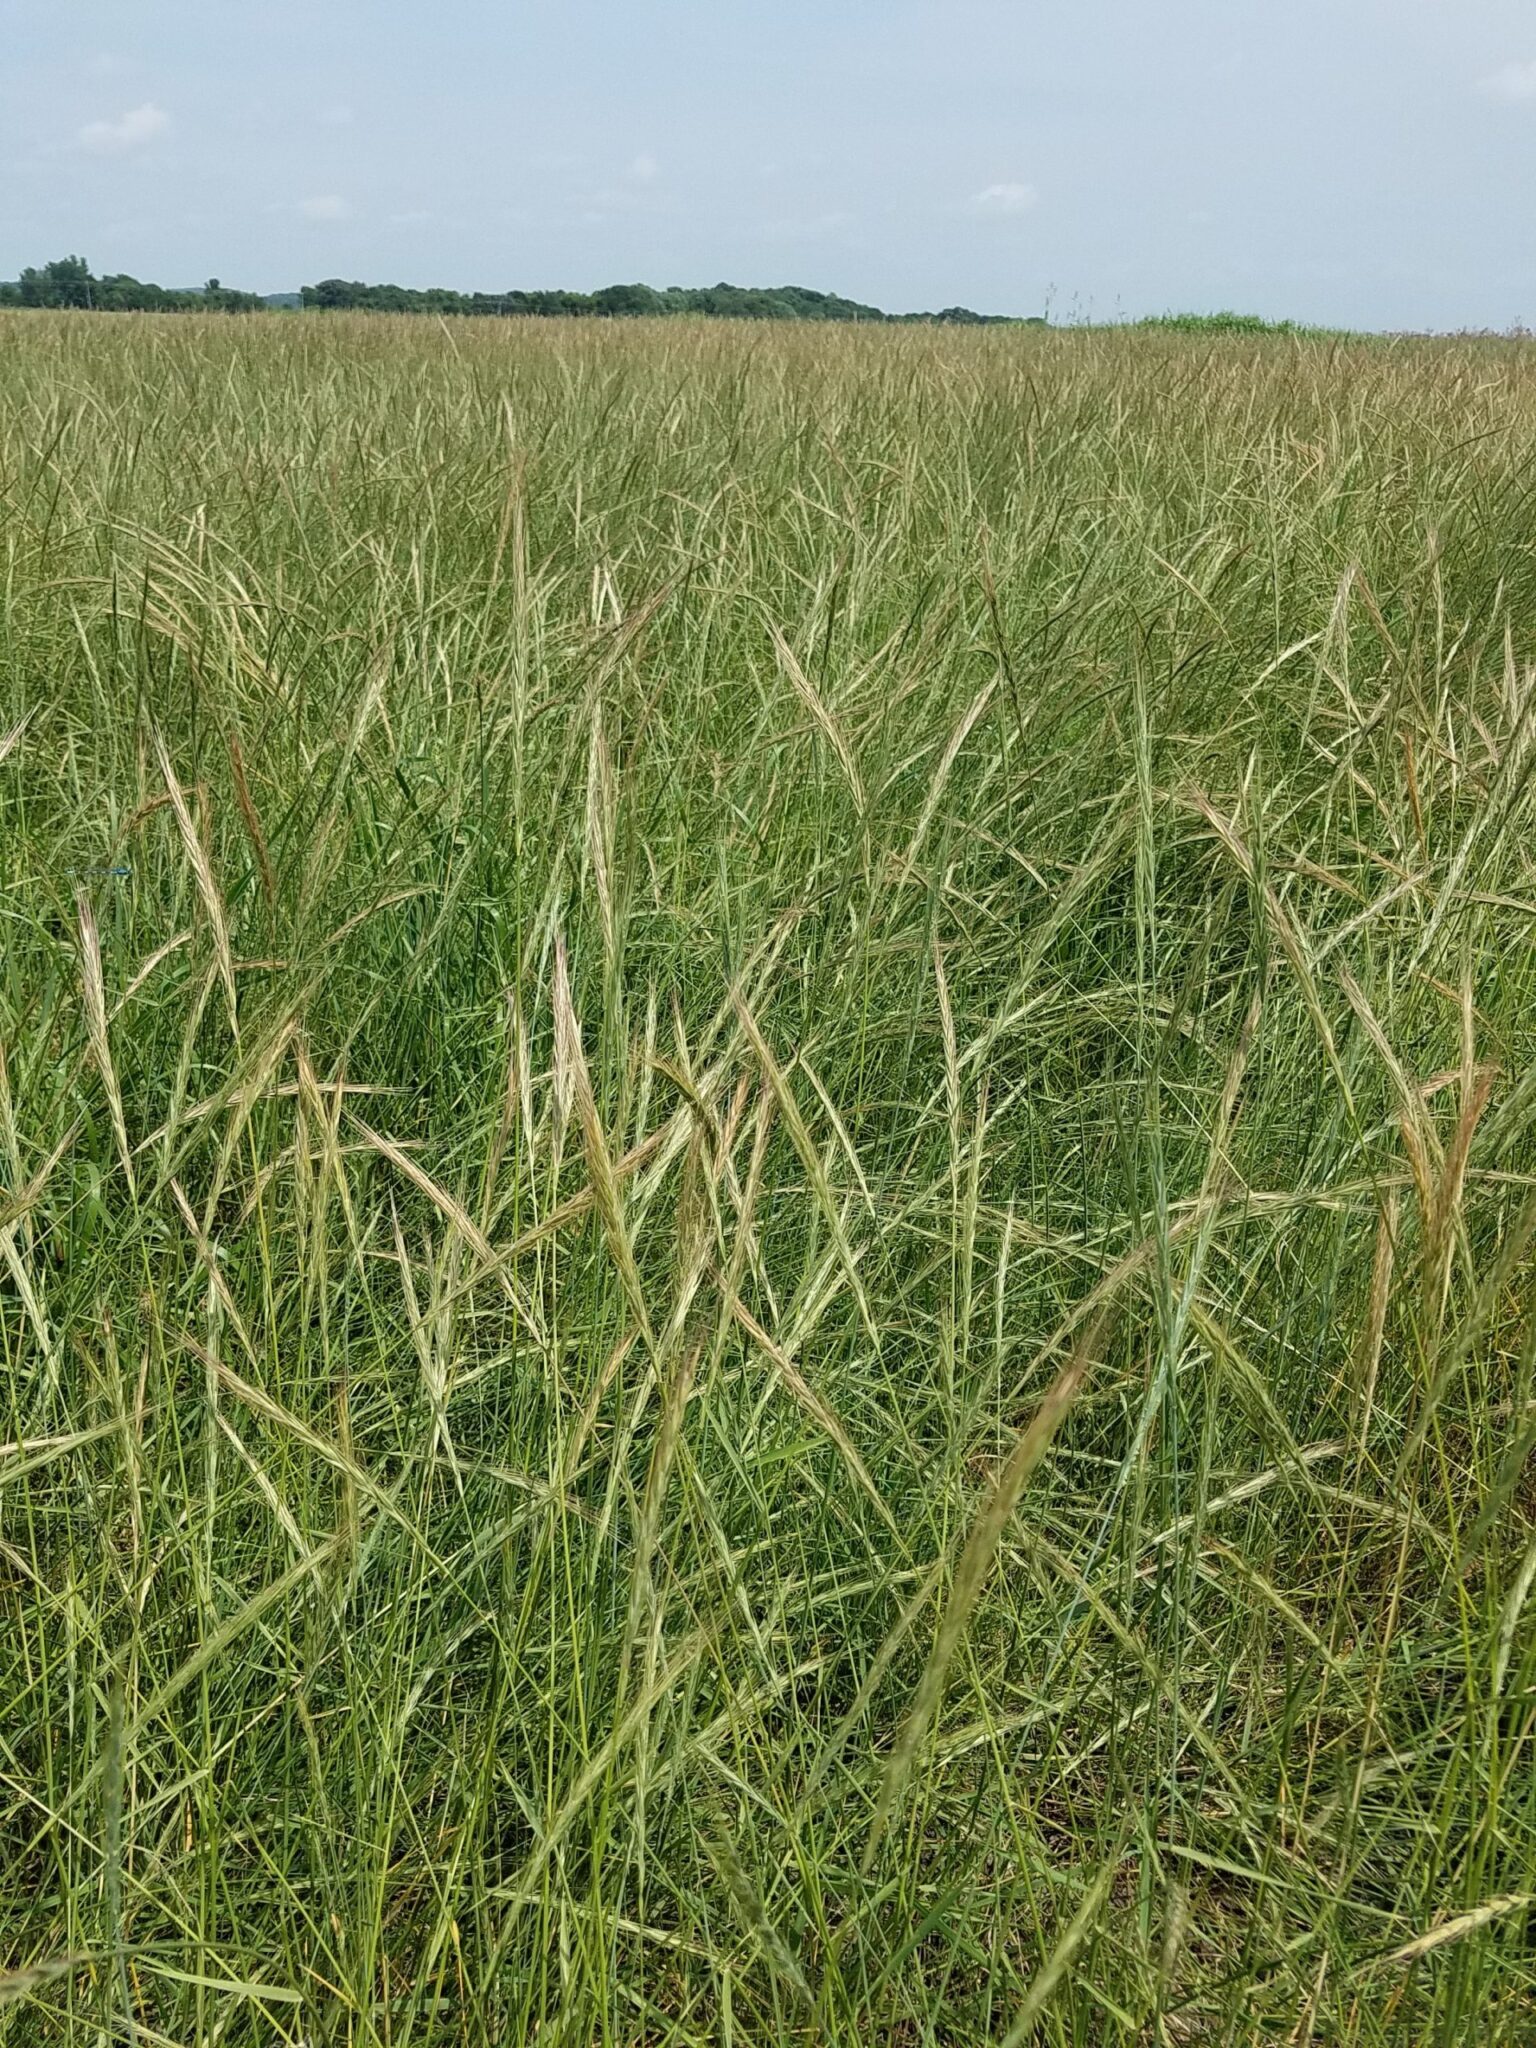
[76,890,136,1198]
[553,931,655,1350]
[864,1299,1121,1866]
[153,725,239,1040]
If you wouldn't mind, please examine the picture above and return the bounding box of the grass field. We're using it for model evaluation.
[4,311,1536,2044]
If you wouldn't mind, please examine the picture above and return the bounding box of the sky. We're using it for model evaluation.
[4,0,1536,330]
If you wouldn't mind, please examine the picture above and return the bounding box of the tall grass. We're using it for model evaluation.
[3,311,1536,2043]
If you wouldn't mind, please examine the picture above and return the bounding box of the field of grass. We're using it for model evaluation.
[4,311,1536,2044]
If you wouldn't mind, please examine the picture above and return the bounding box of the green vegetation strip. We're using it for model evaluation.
[1,256,1024,323]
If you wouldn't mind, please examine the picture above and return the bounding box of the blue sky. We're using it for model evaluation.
[4,0,1536,328]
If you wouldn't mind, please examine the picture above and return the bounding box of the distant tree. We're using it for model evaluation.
[592,283,665,317]
[19,257,95,308]
[199,277,261,313]
[97,272,148,310]
[304,278,366,310]
[47,256,94,307]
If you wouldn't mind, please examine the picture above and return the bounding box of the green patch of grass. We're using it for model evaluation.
[1136,308,1307,333]
[2,310,1536,2042]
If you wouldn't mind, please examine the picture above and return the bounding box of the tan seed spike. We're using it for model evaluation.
[585,700,617,964]
[1379,1893,1534,1969]
[903,675,998,878]
[768,619,867,818]
[76,891,136,1199]
[731,984,877,1347]
[0,710,34,769]
[553,934,654,1351]
[226,726,276,913]
[153,725,239,1041]
[348,1116,547,1346]
[730,1297,895,1533]
[864,1300,1120,1868]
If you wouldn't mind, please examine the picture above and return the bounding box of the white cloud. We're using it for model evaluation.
[388,208,434,226]
[78,102,168,154]
[1480,60,1536,102]
[627,152,659,183]
[298,194,352,221]
[967,182,1038,217]
[320,103,355,126]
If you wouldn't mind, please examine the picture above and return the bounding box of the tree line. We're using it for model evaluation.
[0,257,263,312]
[1,257,1029,325]
[299,277,1018,322]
